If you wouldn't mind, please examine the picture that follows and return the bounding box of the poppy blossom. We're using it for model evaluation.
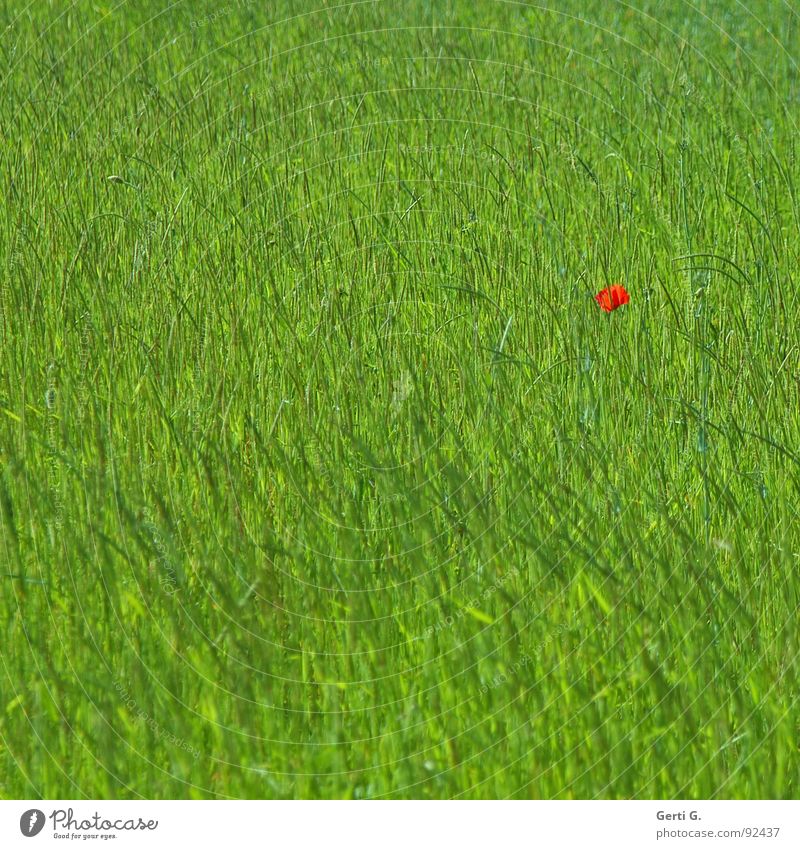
[595,284,630,313]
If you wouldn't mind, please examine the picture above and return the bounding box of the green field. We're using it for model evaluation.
[1,0,798,799]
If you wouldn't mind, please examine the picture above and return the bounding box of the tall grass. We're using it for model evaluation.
[0,0,798,798]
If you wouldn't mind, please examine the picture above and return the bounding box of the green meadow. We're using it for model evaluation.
[1,0,798,798]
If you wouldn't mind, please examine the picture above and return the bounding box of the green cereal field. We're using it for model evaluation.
[1,0,799,799]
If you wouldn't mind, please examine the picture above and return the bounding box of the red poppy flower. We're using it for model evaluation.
[595,284,630,312]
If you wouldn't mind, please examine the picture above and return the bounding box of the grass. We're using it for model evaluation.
[1,0,798,799]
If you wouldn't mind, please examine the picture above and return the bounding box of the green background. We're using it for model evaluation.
[1,0,798,798]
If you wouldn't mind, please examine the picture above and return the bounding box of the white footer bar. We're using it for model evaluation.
[2,800,797,848]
